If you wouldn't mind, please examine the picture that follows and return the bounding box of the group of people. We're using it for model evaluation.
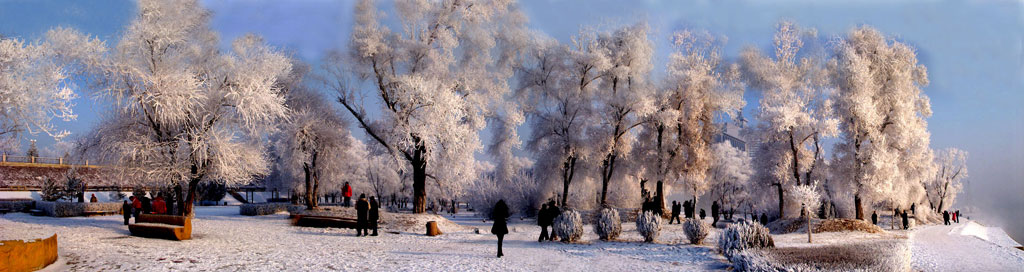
[667,200,723,225]
[353,193,380,236]
[943,210,962,225]
[121,194,170,225]
[535,200,561,242]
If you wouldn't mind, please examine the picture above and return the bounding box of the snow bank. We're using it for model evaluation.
[953,221,1023,248]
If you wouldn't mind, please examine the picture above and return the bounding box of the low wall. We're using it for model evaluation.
[0,234,59,272]
[239,203,300,216]
[35,201,123,217]
[0,200,34,212]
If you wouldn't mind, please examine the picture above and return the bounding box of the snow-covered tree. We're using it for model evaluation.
[589,23,656,206]
[740,22,836,218]
[327,0,528,213]
[83,0,292,216]
[0,28,104,145]
[517,29,605,208]
[790,182,821,243]
[928,148,967,213]
[707,142,753,214]
[830,26,932,220]
[275,69,359,210]
[664,29,745,208]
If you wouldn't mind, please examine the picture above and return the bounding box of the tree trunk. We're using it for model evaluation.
[304,165,315,210]
[184,178,200,217]
[560,156,577,208]
[599,153,616,205]
[806,207,813,243]
[855,193,864,220]
[655,180,665,214]
[412,159,427,214]
[775,183,785,219]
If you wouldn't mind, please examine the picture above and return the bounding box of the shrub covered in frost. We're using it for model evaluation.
[718,221,775,258]
[594,207,622,240]
[35,201,122,217]
[553,209,584,243]
[635,211,662,242]
[683,218,710,244]
[240,203,294,216]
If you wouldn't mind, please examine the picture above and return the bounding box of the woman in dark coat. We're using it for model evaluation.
[122,200,132,225]
[491,200,510,258]
[356,194,369,237]
[369,196,380,236]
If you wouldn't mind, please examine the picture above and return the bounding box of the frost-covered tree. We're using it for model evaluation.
[830,26,932,220]
[928,148,967,213]
[327,0,528,213]
[589,23,655,205]
[276,70,358,210]
[518,31,604,208]
[740,22,836,218]
[82,0,292,216]
[707,142,753,214]
[664,30,745,208]
[790,183,821,243]
[0,28,103,145]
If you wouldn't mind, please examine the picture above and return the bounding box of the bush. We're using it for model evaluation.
[718,221,775,258]
[40,178,64,201]
[594,207,622,240]
[636,211,662,243]
[553,209,583,243]
[239,203,294,216]
[684,218,710,244]
[35,201,122,217]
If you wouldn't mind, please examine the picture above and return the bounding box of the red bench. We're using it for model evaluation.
[129,214,192,240]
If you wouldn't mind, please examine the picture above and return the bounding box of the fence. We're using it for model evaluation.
[0,153,89,166]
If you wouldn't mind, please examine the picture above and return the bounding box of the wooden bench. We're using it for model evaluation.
[291,215,360,229]
[129,214,191,240]
[83,211,116,217]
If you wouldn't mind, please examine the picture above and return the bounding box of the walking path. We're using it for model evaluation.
[911,221,1024,271]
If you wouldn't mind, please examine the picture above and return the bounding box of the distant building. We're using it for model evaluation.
[713,115,748,155]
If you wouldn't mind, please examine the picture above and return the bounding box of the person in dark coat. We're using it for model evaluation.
[670,201,681,224]
[141,196,152,214]
[546,200,560,241]
[683,200,691,218]
[355,194,369,236]
[759,213,768,226]
[911,203,916,215]
[943,210,950,225]
[491,200,510,258]
[954,210,960,223]
[872,211,878,225]
[90,194,98,203]
[711,201,720,226]
[369,196,380,236]
[537,204,549,242]
[901,210,909,230]
[699,209,706,220]
[122,200,132,225]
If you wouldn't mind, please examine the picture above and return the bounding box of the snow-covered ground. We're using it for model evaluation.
[911,221,1024,272]
[0,207,728,271]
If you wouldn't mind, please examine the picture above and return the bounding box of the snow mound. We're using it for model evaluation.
[952,221,1023,248]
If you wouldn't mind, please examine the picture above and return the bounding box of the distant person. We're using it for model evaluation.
[537,203,550,242]
[901,210,909,230]
[683,200,692,218]
[491,199,510,258]
[943,210,950,225]
[342,182,353,207]
[356,194,369,236]
[911,203,916,215]
[871,211,878,225]
[712,201,720,226]
[955,210,960,223]
[90,194,98,203]
[759,213,768,226]
[152,196,167,214]
[122,200,132,225]
[369,196,380,236]
[670,201,681,224]
[547,200,560,242]
[700,209,706,220]
[131,196,141,218]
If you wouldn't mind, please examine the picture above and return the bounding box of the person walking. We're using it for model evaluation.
[537,203,549,242]
[122,200,132,225]
[759,213,768,226]
[943,210,950,225]
[871,211,878,225]
[355,194,369,236]
[670,201,682,224]
[954,210,960,223]
[369,196,380,236]
[711,201,720,226]
[546,200,560,241]
[343,182,353,207]
[901,210,910,230]
[491,200,510,258]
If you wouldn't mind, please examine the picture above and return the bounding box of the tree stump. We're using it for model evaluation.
[426,221,442,236]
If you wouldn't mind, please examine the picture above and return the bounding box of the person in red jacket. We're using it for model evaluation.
[343,182,353,207]
[131,196,142,218]
[152,196,167,214]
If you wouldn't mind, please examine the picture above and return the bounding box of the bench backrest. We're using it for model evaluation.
[137,214,190,227]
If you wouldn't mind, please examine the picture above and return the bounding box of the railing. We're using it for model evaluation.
[0,153,89,166]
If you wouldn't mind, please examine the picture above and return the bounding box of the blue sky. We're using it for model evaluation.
[2,0,1022,238]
